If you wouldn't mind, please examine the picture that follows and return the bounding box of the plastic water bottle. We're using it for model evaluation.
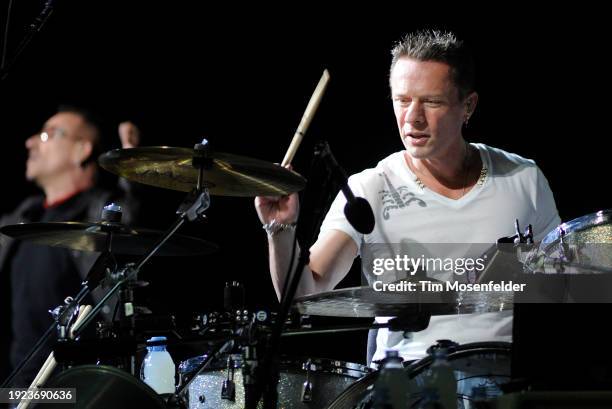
[140,336,176,394]
[425,347,457,409]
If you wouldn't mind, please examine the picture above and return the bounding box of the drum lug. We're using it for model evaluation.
[301,379,313,402]
[301,358,313,402]
[222,356,236,401]
[222,379,236,401]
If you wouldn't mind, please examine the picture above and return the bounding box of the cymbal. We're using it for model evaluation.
[98,146,307,196]
[293,285,513,318]
[0,222,218,256]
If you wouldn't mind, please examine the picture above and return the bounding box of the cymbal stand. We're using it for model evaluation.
[0,204,121,388]
[72,144,212,341]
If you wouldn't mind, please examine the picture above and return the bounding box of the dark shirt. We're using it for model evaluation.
[9,195,91,386]
[1,182,141,386]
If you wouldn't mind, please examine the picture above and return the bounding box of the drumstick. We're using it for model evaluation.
[281,69,330,166]
[17,305,93,409]
[31,305,92,386]
[69,305,92,339]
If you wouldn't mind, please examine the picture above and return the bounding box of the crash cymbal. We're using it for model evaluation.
[0,222,217,256]
[98,146,306,196]
[293,284,513,318]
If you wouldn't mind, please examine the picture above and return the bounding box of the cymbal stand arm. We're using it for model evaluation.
[72,189,211,339]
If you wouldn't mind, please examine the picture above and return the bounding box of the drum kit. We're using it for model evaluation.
[2,77,612,409]
[1,132,610,408]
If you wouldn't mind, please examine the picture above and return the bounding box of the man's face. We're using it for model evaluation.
[390,57,473,160]
[25,112,90,185]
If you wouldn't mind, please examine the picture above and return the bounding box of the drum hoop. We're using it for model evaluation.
[542,209,612,246]
[45,364,166,407]
[406,341,512,375]
[325,341,512,409]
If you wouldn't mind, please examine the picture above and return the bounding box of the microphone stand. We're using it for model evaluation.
[257,143,335,409]
[1,0,56,81]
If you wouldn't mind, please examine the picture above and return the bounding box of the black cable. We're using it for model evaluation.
[0,0,56,82]
[279,213,299,305]
[1,0,14,70]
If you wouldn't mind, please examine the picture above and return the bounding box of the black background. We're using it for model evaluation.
[0,1,609,374]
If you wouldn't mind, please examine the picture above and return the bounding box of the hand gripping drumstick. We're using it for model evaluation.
[17,305,93,409]
[281,69,330,166]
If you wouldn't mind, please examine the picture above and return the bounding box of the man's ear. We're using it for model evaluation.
[465,92,479,116]
[73,139,94,166]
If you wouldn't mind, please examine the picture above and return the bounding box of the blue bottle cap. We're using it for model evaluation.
[146,336,168,346]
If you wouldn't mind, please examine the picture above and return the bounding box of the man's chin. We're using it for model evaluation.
[25,171,42,186]
[404,145,431,159]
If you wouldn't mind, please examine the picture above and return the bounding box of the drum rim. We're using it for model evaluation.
[542,209,612,246]
[45,364,166,407]
[325,341,512,409]
[405,341,512,375]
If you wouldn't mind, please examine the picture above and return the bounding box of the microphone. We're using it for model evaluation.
[316,141,375,234]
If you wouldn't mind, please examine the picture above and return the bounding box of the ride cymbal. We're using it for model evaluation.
[98,146,306,196]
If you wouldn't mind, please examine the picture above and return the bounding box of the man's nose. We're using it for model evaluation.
[404,101,425,126]
[25,133,39,149]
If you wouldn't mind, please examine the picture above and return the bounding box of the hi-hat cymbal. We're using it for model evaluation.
[98,146,306,196]
[0,222,217,256]
[293,285,513,318]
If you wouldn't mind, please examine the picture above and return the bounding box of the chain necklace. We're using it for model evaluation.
[410,143,488,198]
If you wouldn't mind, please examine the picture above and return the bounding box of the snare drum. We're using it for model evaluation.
[179,354,371,408]
[326,342,511,409]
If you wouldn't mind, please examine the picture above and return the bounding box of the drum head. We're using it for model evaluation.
[35,365,166,409]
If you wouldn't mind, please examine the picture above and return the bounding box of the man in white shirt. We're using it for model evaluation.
[255,30,560,364]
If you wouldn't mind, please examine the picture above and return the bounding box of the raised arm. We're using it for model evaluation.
[255,193,357,301]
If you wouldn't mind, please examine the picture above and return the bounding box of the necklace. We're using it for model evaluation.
[410,143,488,198]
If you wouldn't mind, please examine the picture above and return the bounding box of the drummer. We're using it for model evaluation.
[255,30,560,365]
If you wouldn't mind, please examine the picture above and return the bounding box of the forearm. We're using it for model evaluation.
[268,229,319,301]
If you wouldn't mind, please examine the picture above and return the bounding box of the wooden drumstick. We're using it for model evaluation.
[18,305,93,409]
[281,69,330,166]
[69,305,92,339]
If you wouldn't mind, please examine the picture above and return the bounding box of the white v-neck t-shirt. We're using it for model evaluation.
[318,143,560,362]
